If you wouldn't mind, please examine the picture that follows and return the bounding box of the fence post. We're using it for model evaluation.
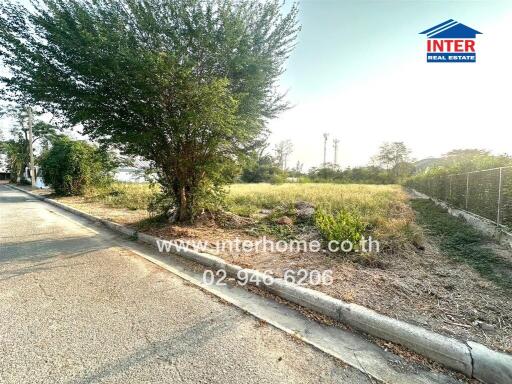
[465,172,469,210]
[497,167,503,226]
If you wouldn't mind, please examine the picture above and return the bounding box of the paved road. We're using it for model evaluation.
[0,185,374,384]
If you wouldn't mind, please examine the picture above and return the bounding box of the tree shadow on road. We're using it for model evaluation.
[0,235,111,281]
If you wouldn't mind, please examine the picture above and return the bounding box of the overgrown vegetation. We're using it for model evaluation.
[40,137,116,195]
[77,182,415,249]
[314,209,366,245]
[226,183,414,245]
[407,149,512,228]
[413,149,512,175]
[408,149,512,186]
[83,182,160,211]
[412,199,512,290]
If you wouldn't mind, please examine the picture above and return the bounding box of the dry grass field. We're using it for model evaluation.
[78,182,416,248]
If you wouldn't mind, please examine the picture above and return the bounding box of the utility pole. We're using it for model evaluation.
[333,138,339,166]
[323,133,329,167]
[27,107,36,186]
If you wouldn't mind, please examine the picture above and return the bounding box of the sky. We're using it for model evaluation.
[268,0,512,169]
[1,0,512,170]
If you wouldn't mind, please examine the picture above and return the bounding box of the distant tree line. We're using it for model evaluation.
[408,149,512,186]
[307,165,397,184]
[240,141,414,184]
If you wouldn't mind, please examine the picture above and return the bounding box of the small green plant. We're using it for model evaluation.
[314,209,366,247]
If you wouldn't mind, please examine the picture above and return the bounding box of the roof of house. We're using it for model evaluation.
[420,19,482,39]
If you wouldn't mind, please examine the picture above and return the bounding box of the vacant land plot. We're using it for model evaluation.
[22,182,512,353]
[71,182,415,246]
[225,183,415,245]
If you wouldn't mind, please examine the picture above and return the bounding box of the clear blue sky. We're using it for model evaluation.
[270,0,512,169]
[282,0,504,97]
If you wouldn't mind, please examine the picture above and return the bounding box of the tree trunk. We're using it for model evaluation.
[178,186,192,222]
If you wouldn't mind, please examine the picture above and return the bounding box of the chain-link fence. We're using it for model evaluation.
[408,166,512,230]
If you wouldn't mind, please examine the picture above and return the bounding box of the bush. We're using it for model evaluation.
[314,209,366,247]
[269,173,287,185]
[40,137,116,195]
[87,182,159,211]
[240,155,283,183]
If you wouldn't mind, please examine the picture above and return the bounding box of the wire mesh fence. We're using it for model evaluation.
[408,166,512,230]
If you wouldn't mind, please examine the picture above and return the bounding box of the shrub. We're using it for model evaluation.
[40,137,116,195]
[87,182,159,211]
[269,174,287,185]
[314,209,366,247]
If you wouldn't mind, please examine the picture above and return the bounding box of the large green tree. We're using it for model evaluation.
[372,142,413,182]
[0,0,299,221]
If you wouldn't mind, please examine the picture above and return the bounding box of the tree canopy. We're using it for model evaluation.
[0,0,299,220]
[372,142,413,182]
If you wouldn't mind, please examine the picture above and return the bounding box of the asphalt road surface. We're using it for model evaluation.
[0,184,376,384]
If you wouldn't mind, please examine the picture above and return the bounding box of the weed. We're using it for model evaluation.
[84,182,159,210]
[314,209,366,246]
[83,182,414,248]
[411,199,512,290]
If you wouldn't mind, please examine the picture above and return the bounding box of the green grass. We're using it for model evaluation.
[225,183,414,242]
[84,182,159,210]
[83,182,415,246]
[226,183,403,215]
[411,199,512,290]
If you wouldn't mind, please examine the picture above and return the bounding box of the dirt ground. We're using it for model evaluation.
[143,220,512,354]
[20,188,150,226]
[20,185,512,353]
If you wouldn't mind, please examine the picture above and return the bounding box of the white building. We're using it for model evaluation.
[0,154,10,180]
[114,167,148,183]
[0,154,7,172]
[23,166,48,188]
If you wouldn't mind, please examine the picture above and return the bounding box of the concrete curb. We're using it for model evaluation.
[8,184,512,383]
[468,341,512,384]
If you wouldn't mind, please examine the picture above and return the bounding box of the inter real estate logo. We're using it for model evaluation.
[420,19,482,63]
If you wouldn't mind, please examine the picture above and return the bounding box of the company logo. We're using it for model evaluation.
[420,19,482,63]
